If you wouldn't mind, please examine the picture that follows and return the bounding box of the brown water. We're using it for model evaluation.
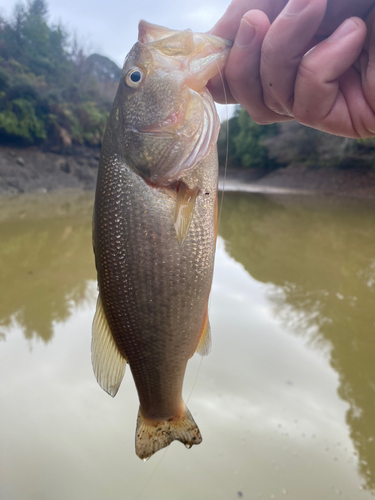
[0,190,374,500]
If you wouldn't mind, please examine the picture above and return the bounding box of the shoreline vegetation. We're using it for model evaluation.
[0,0,375,198]
[0,0,118,150]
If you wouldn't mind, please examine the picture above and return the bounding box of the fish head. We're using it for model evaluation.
[110,21,231,185]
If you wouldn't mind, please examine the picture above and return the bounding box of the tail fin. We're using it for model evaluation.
[135,405,202,460]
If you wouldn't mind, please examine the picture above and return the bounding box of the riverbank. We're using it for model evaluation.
[0,145,99,195]
[1,145,375,198]
[220,165,375,199]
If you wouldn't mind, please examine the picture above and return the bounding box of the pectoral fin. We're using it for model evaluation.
[174,182,199,244]
[92,294,126,397]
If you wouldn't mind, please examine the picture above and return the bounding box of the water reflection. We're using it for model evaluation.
[219,192,375,491]
[0,192,96,342]
[1,190,374,498]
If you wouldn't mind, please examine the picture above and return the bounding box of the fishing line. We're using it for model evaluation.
[134,448,169,500]
[135,356,201,498]
[215,61,229,233]
[136,352,201,500]
[137,38,230,496]
[195,31,230,231]
[136,349,202,500]
[184,33,230,405]
[186,354,203,405]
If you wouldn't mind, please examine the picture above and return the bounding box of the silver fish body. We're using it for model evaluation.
[92,21,230,460]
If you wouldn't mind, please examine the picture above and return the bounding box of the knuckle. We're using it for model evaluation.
[248,109,290,126]
[263,91,291,116]
[251,116,274,125]
[261,29,279,61]
[293,103,317,126]
[297,60,318,82]
[292,108,310,124]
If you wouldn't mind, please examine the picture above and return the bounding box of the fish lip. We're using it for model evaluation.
[186,34,232,92]
[196,33,233,49]
[140,110,185,133]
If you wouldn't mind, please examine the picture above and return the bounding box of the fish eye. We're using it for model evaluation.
[125,67,144,88]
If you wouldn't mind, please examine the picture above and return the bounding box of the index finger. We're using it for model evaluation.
[208,0,288,103]
[260,0,328,115]
[210,0,287,39]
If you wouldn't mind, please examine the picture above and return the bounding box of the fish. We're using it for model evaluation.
[92,20,231,460]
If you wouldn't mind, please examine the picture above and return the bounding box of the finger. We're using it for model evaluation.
[208,0,281,104]
[317,0,375,36]
[207,76,236,104]
[210,0,287,40]
[293,18,367,137]
[224,10,293,124]
[339,68,375,137]
[361,6,375,110]
[208,9,270,106]
[260,0,328,116]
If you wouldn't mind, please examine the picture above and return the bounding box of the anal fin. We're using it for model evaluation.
[92,294,126,397]
[174,182,199,244]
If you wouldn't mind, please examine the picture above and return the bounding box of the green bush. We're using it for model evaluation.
[219,107,375,171]
[0,0,116,147]
[0,67,10,91]
[218,107,279,170]
[0,98,46,142]
[78,102,109,145]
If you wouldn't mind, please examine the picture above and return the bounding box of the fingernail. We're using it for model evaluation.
[235,18,256,48]
[285,0,310,15]
[330,19,358,41]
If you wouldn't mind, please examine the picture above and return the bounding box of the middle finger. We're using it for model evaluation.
[261,0,327,115]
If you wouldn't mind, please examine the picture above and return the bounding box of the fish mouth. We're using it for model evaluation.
[138,20,232,93]
[140,33,231,135]
[185,33,232,93]
[140,110,185,134]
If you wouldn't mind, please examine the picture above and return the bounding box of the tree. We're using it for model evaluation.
[0,0,119,146]
[218,107,279,170]
[234,109,278,169]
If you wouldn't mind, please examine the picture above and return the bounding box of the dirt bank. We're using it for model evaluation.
[221,165,375,199]
[1,146,375,198]
[0,145,99,195]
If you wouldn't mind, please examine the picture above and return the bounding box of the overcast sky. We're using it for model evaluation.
[0,0,230,67]
[0,0,234,118]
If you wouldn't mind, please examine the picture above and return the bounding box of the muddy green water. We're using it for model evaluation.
[0,190,375,500]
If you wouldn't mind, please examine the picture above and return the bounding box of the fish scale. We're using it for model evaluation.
[96,152,216,387]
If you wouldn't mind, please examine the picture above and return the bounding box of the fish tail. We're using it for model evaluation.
[135,405,202,460]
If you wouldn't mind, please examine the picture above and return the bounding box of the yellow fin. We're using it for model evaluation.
[135,405,202,460]
[174,183,199,244]
[92,294,126,397]
[196,315,211,356]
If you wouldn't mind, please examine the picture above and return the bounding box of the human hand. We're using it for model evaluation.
[209,0,375,138]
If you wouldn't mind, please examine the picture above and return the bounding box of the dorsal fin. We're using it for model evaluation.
[92,294,126,397]
[138,20,180,44]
